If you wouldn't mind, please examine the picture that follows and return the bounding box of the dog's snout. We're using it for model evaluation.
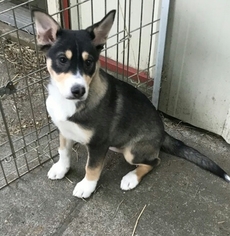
[71,85,86,98]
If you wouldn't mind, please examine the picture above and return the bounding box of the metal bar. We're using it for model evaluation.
[51,0,90,16]
[0,123,56,150]
[0,0,91,38]
[1,127,58,161]
[0,38,13,81]
[137,79,154,87]
[12,9,42,165]
[0,154,58,190]
[0,0,34,15]
[102,35,129,52]
[122,0,127,81]
[28,2,53,160]
[12,77,49,93]
[0,38,29,172]
[152,0,170,108]
[0,99,20,177]
[69,0,78,29]
[104,0,108,72]
[126,0,132,83]
[129,20,160,35]
[116,0,119,78]
[108,29,126,40]
[128,64,156,80]
[47,0,61,23]
[90,0,94,24]
[136,0,144,81]
[0,159,8,186]
[76,0,81,29]
[0,37,22,178]
[151,30,159,36]
[11,93,30,172]
[147,0,156,78]
[0,19,158,40]
[12,67,48,86]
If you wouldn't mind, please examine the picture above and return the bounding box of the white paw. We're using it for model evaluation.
[225,174,230,182]
[120,170,139,190]
[73,178,97,198]
[47,162,70,179]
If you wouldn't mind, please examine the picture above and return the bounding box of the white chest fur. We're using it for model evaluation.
[46,83,93,144]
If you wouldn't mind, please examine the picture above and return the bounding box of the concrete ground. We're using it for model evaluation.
[0,118,230,236]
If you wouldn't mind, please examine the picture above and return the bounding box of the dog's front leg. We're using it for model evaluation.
[48,133,73,179]
[73,145,108,198]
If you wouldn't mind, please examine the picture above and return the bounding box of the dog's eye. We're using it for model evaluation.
[58,56,68,64]
[85,59,93,67]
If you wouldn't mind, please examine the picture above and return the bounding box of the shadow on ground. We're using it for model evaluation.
[1,119,230,236]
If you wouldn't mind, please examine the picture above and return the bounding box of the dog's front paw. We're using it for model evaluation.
[73,178,97,198]
[120,170,139,190]
[47,162,70,179]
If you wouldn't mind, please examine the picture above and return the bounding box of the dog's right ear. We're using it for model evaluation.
[32,10,60,46]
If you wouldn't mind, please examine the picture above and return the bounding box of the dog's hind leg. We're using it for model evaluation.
[48,133,73,179]
[73,145,108,198]
[120,143,161,190]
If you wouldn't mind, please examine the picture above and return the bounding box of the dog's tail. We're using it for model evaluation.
[161,132,230,182]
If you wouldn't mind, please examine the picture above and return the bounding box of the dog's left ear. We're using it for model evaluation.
[86,10,116,48]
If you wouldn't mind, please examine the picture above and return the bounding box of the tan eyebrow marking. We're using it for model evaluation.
[82,51,89,61]
[65,50,73,60]
[46,58,73,84]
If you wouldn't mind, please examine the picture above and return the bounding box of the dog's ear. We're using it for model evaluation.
[86,10,116,48]
[32,10,60,46]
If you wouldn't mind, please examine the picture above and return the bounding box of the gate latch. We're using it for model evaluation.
[0,82,17,97]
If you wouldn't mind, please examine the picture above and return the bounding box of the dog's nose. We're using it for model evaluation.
[71,85,85,98]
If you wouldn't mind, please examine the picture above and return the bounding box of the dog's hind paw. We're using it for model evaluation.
[73,178,97,198]
[120,170,139,190]
[47,162,69,179]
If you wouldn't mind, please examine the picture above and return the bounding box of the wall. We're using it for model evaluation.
[159,0,230,143]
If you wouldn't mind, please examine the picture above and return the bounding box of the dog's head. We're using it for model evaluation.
[32,10,116,100]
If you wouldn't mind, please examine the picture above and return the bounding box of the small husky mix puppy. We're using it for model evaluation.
[32,10,229,198]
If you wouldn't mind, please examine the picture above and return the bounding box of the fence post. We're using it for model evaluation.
[152,0,170,109]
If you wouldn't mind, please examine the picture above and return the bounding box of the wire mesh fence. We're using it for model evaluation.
[0,0,166,189]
